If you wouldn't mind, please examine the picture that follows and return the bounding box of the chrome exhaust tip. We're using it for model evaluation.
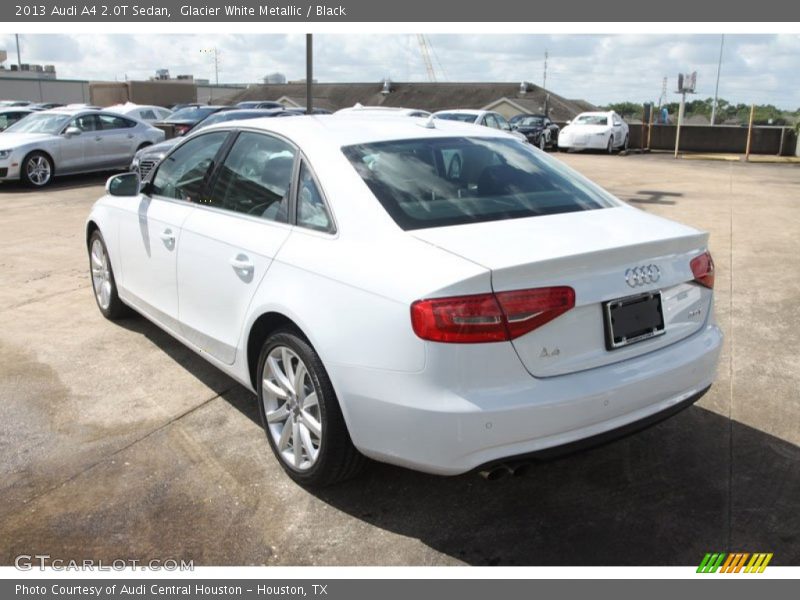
[479,464,513,481]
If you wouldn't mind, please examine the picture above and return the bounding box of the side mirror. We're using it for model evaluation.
[64,126,81,137]
[106,172,141,197]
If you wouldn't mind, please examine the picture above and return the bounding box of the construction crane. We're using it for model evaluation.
[416,34,436,82]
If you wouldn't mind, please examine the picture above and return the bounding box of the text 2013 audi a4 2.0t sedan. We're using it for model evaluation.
[86,115,722,486]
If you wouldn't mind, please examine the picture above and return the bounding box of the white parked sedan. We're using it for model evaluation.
[0,108,165,187]
[87,115,721,486]
[558,111,630,153]
[106,102,173,123]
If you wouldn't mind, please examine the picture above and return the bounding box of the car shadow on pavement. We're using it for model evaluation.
[114,313,799,567]
[0,171,118,193]
[114,315,262,424]
[313,409,800,565]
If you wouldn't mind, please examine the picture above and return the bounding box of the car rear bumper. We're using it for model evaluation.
[333,321,723,475]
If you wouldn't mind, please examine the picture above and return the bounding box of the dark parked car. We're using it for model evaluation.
[131,108,292,178]
[509,113,560,150]
[155,105,236,137]
[0,108,34,131]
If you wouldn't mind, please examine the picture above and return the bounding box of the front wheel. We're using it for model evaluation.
[257,330,365,487]
[538,134,547,151]
[622,135,629,151]
[21,151,53,187]
[88,230,130,320]
[606,136,614,154]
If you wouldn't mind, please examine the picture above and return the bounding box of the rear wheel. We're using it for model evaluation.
[606,136,614,154]
[21,151,53,187]
[257,330,365,487]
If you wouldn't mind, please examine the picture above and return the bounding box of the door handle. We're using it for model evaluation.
[159,228,175,244]
[127,134,134,139]
[95,136,102,142]
[229,255,254,273]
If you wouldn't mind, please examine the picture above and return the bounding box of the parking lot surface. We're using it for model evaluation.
[1,153,798,566]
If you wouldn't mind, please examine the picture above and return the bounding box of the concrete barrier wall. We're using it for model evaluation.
[629,124,796,155]
[0,77,90,103]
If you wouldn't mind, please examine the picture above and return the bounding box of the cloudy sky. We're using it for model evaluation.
[1,34,798,109]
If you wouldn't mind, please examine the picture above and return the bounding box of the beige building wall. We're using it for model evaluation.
[0,77,90,103]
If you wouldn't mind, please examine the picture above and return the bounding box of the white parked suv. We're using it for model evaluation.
[87,115,721,486]
[558,111,630,153]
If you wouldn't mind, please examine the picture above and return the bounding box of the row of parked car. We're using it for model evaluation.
[0,97,629,188]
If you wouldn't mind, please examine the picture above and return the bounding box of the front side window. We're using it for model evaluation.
[495,114,512,131]
[71,114,101,132]
[206,131,296,222]
[297,162,333,232]
[342,137,614,231]
[150,131,228,201]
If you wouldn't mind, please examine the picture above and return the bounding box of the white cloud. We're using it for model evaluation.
[0,34,796,109]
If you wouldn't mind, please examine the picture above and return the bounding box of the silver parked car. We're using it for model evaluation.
[0,109,165,187]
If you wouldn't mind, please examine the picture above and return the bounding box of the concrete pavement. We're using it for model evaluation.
[1,154,798,566]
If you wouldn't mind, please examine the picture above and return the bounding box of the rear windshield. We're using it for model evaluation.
[434,113,478,123]
[342,137,614,230]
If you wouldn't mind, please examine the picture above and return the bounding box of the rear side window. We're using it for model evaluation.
[98,114,136,129]
[342,137,614,231]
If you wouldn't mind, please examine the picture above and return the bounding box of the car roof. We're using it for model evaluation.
[200,114,514,148]
[433,109,485,115]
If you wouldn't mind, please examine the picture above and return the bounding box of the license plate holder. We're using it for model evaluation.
[603,291,665,350]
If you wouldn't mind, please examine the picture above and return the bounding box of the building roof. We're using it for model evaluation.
[222,82,594,120]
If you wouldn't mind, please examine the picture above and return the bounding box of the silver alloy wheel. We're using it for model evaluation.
[539,135,547,150]
[26,155,51,186]
[262,346,322,471]
[90,239,112,310]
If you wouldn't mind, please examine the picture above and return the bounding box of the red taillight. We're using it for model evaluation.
[410,286,575,343]
[690,251,715,289]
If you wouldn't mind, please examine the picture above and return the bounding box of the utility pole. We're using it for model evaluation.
[200,47,220,85]
[306,34,313,114]
[542,50,548,116]
[710,34,725,126]
[15,34,21,68]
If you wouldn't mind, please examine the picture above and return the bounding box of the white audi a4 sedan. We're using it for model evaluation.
[86,114,722,486]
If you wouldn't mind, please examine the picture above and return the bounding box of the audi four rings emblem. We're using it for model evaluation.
[625,264,661,287]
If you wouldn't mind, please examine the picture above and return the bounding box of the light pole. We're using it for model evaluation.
[710,34,724,126]
[200,47,220,85]
[306,34,313,114]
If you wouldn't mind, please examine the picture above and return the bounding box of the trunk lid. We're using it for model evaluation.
[413,206,713,377]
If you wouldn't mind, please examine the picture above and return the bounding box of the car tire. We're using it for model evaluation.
[623,135,629,151]
[136,142,151,152]
[257,330,365,487]
[606,136,614,154]
[88,230,131,320]
[539,135,547,151]
[21,151,54,188]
